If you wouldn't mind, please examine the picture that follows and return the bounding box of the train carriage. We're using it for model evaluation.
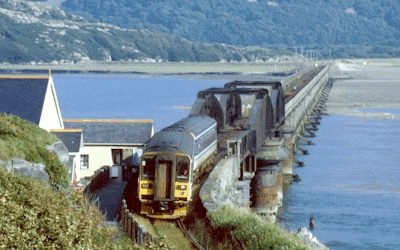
[138,116,217,219]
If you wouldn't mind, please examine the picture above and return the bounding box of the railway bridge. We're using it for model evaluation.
[90,63,332,226]
[199,64,331,219]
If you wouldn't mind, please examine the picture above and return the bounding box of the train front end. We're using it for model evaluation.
[138,144,192,219]
[138,116,217,219]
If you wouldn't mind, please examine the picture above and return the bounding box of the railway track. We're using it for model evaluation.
[176,219,206,250]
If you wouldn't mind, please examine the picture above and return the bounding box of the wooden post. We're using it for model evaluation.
[120,200,126,228]
[132,220,138,242]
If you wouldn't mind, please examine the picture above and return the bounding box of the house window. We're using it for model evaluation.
[80,155,89,169]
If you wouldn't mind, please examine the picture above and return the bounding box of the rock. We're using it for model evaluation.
[46,140,69,166]
[0,158,49,182]
[0,140,71,185]
[46,140,72,183]
[295,227,329,250]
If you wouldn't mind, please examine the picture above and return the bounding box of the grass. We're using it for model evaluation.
[0,168,136,249]
[0,113,68,185]
[153,220,192,250]
[206,206,309,250]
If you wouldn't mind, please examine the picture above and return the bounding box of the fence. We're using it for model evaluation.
[84,166,110,194]
[120,199,155,246]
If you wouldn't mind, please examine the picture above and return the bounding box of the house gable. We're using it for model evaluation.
[0,75,63,131]
[39,76,64,130]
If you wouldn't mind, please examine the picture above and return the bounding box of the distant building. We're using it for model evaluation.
[0,74,64,131]
[62,119,154,181]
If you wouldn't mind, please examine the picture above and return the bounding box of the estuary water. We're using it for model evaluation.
[280,61,400,249]
[53,61,400,249]
[53,74,226,131]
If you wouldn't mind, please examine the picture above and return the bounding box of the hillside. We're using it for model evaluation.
[0,114,67,185]
[0,0,286,63]
[0,168,136,249]
[61,0,400,58]
[2,0,399,64]
[0,113,136,248]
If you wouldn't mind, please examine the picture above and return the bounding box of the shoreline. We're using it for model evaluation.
[0,61,307,75]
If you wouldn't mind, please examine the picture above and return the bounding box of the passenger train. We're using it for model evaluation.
[138,116,217,219]
[137,81,286,219]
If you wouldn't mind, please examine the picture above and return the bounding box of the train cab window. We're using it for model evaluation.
[176,159,189,181]
[141,157,155,179]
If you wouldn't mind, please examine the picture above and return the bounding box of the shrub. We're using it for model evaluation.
[208,206,308,250]
[0,168,135,249]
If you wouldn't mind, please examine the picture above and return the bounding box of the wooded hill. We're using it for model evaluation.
[61,0,400,58]
[1,0,400,64]
[0,0,285,63]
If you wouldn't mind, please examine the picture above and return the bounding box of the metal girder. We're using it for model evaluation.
[224,81,285,127]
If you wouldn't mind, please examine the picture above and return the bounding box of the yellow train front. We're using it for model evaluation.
[138,116,217,219]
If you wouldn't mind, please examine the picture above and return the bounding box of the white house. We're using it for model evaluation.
[0,74,64,131]
[62,119,154,181]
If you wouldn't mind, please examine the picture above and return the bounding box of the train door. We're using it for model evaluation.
[154,160,173,200]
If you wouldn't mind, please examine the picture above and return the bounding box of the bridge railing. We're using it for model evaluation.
[281,64,315,91]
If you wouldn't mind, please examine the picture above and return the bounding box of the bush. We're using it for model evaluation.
[0,168,135,249]
[208,206,308,250]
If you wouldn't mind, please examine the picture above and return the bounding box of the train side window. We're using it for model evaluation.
[142,158,155,179]
[176,159,189,181]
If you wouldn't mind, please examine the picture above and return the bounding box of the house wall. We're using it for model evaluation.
[39,77,64,131]
[69,153,79,184]
[77,145,143,180]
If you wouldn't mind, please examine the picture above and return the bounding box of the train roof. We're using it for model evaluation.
[145,130,194,155]
[144,116,217,155]
[162,116,216,139]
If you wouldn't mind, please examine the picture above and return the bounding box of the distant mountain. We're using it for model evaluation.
[0,0,284,63]
[61,0,400,58]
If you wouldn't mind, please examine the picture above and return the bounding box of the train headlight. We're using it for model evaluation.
[177,184,187,190]
[141,183,153,189]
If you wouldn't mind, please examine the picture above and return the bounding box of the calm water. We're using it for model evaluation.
[53,74,226,131]
[279,114,400,249]
[53,74,400,249]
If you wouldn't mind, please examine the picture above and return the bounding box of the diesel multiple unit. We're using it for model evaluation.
[138,116,217,219]
[137,81,286,219]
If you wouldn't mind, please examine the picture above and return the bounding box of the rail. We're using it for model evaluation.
[176,219,206,250]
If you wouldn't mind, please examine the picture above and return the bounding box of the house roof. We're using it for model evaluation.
[51,129,82,153]
[0,75,49,124]
[63,119,154,145]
